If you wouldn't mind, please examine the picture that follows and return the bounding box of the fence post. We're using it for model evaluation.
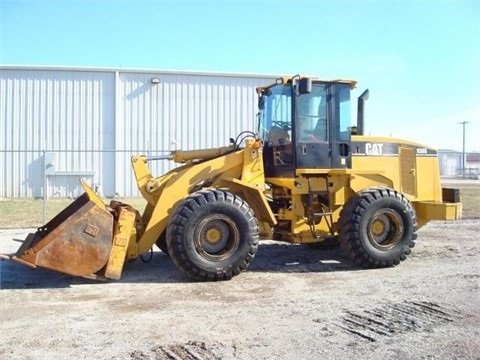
[42,149,47,224]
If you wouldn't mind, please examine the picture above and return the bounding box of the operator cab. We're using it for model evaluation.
[257,76,356,177]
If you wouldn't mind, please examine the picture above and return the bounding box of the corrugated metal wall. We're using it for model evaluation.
[114,72,267,196]
[0,69,115,197]
[0,67,275,197]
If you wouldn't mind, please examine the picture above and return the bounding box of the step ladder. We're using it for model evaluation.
[305,176,333,239]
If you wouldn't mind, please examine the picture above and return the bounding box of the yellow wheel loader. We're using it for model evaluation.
[1,76,462,281]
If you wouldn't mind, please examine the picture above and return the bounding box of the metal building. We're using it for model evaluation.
[438,150,462,177]
[0,66,276,198]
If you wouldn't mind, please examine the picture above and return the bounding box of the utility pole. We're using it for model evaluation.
[459,121,470,179]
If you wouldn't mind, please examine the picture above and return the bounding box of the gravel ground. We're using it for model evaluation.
[1,219,479,360]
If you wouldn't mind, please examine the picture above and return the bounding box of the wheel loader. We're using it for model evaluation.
[1,76,462,282]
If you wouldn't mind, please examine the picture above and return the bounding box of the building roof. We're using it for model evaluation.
[0,64,281,79]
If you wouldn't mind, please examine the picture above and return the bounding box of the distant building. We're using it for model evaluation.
[438,150,479,178]
[466,153,480,167]
[465,153,480,178]
[438,150,462,176]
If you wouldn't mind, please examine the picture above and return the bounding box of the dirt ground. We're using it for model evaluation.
[1,218,479,360]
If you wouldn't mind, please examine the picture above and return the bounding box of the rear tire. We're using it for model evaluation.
[167,189,259,281]
[338,187,417,268]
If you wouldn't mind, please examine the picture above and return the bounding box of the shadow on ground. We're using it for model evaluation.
[0,242,359,290]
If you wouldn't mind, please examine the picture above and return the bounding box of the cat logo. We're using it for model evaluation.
[366,143,384,155]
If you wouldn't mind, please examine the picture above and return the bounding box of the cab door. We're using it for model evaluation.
[295,83,351,169]
[331,84,352,169]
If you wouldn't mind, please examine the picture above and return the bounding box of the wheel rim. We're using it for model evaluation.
[367,209,404,250]
[194,214,240,261]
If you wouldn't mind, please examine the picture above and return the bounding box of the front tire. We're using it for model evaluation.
[338,187,417,268]
[167,189,259,281]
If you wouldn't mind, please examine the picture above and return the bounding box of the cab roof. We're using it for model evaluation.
[256,76,357,94]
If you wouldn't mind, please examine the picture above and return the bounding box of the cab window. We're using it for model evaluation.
[337,84,351,141]
[297,84,328,143]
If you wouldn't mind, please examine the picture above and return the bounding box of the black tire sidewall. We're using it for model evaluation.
[339,188,418,267]
[180,201,255,271]
[167,190,258,280]
[357,195,414,261]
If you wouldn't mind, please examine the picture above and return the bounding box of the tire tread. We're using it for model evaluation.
[167,189,259,281]
[338,187,418,268]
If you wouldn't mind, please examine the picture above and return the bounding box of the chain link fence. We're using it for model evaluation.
[2,149,479,228]
[0,149,171,227]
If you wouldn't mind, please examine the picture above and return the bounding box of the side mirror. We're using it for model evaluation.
[258,95,265,110]
[298,78,312,95]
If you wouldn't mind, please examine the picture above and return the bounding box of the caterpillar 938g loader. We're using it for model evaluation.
[2,76,462,281]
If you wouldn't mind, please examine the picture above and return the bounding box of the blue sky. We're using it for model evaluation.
[1,0,479,151]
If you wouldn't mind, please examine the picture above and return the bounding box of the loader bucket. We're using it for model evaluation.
[11,183,114,278]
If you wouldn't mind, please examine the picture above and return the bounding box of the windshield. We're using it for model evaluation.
[258,84,292,146]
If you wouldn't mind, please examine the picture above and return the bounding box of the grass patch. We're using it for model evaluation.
[0,184,478,229]
[457,185,480,219]
[0,197,147,229]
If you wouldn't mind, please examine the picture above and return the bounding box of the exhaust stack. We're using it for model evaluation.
[357,89,369,135]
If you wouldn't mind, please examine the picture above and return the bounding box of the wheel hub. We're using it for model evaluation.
[206,228,222,243]
[371,219,386,236]
[201,220,230,253]
[368,210,403,249]
[371,214,391,240]
[194,215,240,260]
